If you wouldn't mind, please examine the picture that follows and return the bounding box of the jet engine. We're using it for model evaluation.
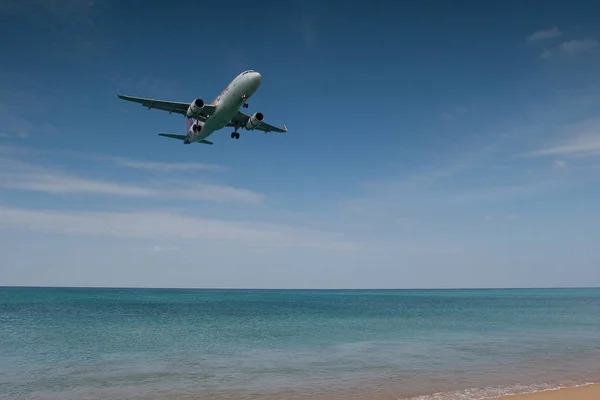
[245,112,264,130]
[186,98,205,118]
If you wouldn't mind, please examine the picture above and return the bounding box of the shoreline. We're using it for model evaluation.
[493,383,600,400]
[403,381,600,400]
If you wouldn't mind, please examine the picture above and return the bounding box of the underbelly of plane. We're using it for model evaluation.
[194,102,240,141]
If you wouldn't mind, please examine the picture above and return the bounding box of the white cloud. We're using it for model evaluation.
[440,106,468,120]
[484,214,519,222]
[539,49,551,59]
[525,117,600,157]
[531,139,600,156]
[340,107,597,229]
[2,144,227,173]
[553,160,567,169]
[341,137,565,230]
[111,157,227,172]
[447,179,558,204]
[507,214,519,221]
[0,206,356,251]
[0,169,154,197]
[0,143,36,156]
[527,27,562,42]
[151,245,179,253]
[346,167,558,227]
[1,171,265,204]
[0,99,59,139]
[559,39,599,54]
[541,38,599,58]
[166,181,265,204]
[0,155,264,204]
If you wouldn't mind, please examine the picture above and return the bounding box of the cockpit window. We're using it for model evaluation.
[241,70,254,75]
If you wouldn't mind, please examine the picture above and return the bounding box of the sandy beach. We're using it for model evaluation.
[495,384,600,400]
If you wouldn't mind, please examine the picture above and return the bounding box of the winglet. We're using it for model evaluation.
[283,124,287,132]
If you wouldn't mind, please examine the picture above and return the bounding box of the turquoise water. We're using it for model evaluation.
[1,288,600,399]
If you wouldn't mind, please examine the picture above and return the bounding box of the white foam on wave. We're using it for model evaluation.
[402,381,597,400]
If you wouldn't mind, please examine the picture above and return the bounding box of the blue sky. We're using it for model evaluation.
[1,0,599,288]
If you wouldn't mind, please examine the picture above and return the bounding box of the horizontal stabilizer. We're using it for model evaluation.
[157,134,213,145]
[158,133,187,140]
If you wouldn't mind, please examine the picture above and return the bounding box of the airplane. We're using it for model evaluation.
[116,70,287,145]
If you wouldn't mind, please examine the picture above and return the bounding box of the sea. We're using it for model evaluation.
[1,287,599,400]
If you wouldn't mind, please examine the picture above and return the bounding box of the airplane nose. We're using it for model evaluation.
[254,72,261,85]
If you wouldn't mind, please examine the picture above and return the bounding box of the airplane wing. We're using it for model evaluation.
[117,93,216,118]
[229,111,288,133]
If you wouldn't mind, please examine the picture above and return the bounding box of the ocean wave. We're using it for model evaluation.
[403,381,597,400]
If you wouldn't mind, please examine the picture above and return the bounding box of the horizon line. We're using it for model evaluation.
[1,285,599,291]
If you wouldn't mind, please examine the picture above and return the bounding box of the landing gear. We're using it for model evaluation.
[242,103,249,108]
[231,123,240,139]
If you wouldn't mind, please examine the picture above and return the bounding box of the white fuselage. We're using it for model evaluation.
[187,71,261,142]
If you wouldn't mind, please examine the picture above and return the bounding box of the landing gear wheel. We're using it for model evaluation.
[235,133,240,139]
[231,132,235,139]
[242,103,248,108]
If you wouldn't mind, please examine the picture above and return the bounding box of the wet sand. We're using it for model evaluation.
[495,384,600,400]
